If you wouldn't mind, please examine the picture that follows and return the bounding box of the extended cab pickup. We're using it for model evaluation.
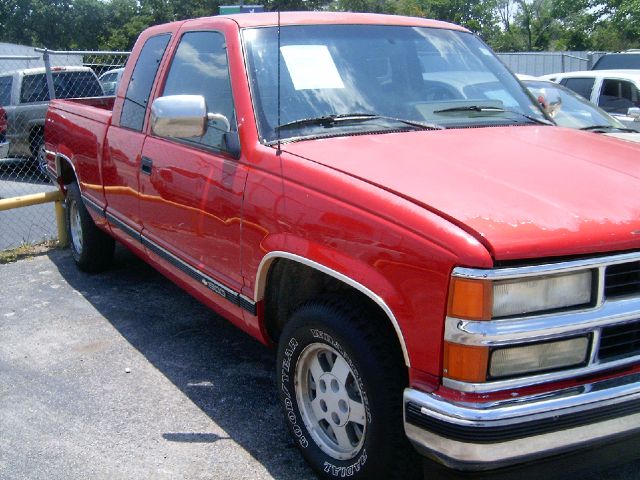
[44,12,640,479]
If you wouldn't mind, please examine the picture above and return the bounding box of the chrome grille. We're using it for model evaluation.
[599,320,640,362]
[605,261,640,299]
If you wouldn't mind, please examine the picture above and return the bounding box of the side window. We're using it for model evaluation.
[161,31,236,151]
[0,76,12,105]
[21,74,49,103]
[561,77,595,101]
[598,79,640,114]
[121,33,171,131]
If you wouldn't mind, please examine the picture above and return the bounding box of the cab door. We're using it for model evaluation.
[138,30,246,294]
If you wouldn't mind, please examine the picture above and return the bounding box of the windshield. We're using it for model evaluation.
[243,25,546,143]
[524,80,627,130]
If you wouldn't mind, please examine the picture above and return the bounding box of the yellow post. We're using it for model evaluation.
[0,190,63,211]
[55,200,68,247]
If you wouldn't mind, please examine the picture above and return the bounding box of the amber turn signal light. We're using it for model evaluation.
[443,341,489,383]
[447,277,493,320]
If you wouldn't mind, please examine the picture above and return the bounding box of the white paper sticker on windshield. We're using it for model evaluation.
[281,45,345,90]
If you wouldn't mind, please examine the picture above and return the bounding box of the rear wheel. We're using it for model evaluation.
[66,181,114,272]
[277,296,419,479]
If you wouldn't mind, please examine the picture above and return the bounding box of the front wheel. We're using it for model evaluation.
[277,297,419,479]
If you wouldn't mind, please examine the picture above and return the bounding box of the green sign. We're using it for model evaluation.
[219,5,264,14]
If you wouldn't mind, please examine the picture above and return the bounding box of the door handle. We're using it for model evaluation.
[141,156,153,175]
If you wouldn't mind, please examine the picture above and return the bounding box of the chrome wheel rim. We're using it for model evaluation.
[295,343,367,460]
[69,200,83,254]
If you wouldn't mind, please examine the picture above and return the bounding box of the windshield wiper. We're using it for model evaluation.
[434,105,504,114]
[433,105,554,126]
[580,125,639,133]
[275,113,444,131]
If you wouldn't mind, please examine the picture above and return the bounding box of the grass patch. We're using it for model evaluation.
[0,240,60,265]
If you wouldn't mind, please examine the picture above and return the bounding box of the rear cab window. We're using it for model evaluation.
[20,71,103,103]
[120,34,172,131]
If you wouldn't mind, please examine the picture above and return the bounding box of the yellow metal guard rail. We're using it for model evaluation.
[0,190,68,247]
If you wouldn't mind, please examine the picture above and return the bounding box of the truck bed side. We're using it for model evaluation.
[45,97,115,208]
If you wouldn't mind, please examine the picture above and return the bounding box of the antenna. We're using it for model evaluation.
[276,9,282,156]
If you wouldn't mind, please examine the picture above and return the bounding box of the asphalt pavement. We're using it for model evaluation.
[1,247,639,480]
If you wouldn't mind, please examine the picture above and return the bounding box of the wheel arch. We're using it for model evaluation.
[255,251,411,367]
[54,151,79,187]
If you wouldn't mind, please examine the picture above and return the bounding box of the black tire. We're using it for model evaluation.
[30,130,47,176]
[277,296,420,480]
[65,181,115,272]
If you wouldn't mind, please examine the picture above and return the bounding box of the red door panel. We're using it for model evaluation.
[139,137,247,292]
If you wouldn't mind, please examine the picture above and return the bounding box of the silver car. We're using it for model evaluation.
[98,67,125,96]
[0,66,104,169]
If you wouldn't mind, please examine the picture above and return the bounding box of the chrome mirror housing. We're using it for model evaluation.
[628,107,640,120]
[207,113,231,133]
[151,95,208,138]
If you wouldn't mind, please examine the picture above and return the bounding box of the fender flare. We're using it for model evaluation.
[255,250,411,367]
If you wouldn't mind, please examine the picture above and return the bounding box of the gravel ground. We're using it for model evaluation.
[0,247,639,480]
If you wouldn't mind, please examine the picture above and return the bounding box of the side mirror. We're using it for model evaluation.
[628,107,640,120]
[207,113,231,133]
[151,95,208,138]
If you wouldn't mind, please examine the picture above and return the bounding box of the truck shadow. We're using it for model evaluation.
[47,246,640,480]
[47,246,317,480]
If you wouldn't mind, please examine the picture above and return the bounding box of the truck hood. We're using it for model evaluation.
[283,126,640,261]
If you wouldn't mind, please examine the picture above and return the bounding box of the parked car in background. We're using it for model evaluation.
[98,67,124,96]
[0,106,8,158]
[592,50,640,70]
[540,70,640,130]
[0,66,103,171]
[521,78,640,143]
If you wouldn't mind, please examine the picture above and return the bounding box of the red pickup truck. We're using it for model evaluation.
[44,12,640,479]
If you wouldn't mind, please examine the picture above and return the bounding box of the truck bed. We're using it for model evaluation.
[49,96,115,121]
[45,97,115,206]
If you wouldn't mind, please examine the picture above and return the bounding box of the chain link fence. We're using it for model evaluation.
[0,47,129,250]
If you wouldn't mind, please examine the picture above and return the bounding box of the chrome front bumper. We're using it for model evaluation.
[404,372,640,470]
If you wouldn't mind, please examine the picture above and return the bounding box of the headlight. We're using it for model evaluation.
[492,271,593,318]
[489,336,590,378]
[448,270,594,320]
